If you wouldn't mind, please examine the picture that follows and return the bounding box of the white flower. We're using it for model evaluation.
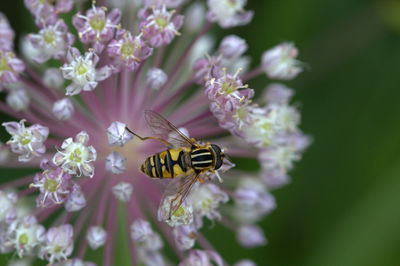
[39,224,74,263]
[0,190,17,223]
[207,0,253,28]
[262,42,303,80]
[2,120,49,162]
[7,215,45,257]
[189,183,228,227]
[53,131,97,178]
[158,195,193,227]
[60,47,111,95]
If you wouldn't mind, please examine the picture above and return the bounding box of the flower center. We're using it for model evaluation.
[18,233,28,245]
[90,15,105,31]
[43,30,55,44]
[155,17,168,29]
[173,206,185,217]
[0,57,9,72]
[77,64,87,75]
[121,43,134,57]
[18,133,31,145]
[54,245,62,253]
[44,179,58,192]
[69,148,83,163]
[222,82,236,94]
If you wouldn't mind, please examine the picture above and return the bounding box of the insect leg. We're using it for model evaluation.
[125,127,172,147]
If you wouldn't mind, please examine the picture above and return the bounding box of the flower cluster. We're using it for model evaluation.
[0,1,310,265]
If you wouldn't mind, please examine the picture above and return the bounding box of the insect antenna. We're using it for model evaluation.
[125,126,172,147]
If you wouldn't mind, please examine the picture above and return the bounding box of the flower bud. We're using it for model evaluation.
[86,226,107,250]
[6,88,29,111]
[219,35,247,59]
[130,219,152,243]
[237,225,267,248]
[146,68,167,90]
[107,121,133,147]
[105,151,126,174]
[43,68,64,89]
[262,42,303,80]
[53,98,74,121]
[65,185,86,212]
[184,2,206,32]
[112,182,133,202]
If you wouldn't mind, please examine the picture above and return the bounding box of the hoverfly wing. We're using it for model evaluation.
[157,172,200,222]
[144,110,193,148]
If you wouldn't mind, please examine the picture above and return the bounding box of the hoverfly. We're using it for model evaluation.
[126,110,225,220]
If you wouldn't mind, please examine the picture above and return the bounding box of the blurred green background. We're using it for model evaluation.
[1,0,400,265]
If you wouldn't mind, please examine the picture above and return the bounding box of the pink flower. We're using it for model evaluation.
[107,29,153,72]
[73,4,121,52]
[140,5,184,47]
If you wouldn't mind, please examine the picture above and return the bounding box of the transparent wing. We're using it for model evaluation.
[158,173,200,221]
[144,110,193,148]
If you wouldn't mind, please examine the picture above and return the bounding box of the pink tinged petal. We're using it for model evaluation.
[65,185,86,212]
[66,47,81,63]
[95,65,112,81]
[81,163,95,178]
[179,250,223,266]
[65,83,82,96]
[72,13,87,33]
[111,182,133,202]
[30,124,49,140]
[75,131,89,145]
[237,225,267,248]
[108,8,122,25]
[8,57,25,73]
[56,0,74,13]
[86,226,107,250]
[263,83,294,104]
[2,71,18,83]
[105,151,126,174]
[106,121,133,147]
[2,121,20,135]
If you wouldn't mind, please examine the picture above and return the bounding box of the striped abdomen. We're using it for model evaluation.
[190,148,214,171]
[140,147,193,179]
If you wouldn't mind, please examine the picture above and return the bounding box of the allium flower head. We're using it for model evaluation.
[0,1,310,264]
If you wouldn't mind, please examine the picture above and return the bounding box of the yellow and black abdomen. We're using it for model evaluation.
[140,147,193,179]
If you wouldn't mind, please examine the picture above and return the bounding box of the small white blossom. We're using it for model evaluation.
[189,183,228,227]
[53,131,97,178]
[262,42,303,80]
[7,215,45,257]
[158,195,193,227]
[53,98,74,121]
[173,224,197,250]
[0,190,17,223]
[39,224,74,263]
[60,47,111,96]
[86,226,107,250]
[112,182,133,202]
[2,120,49,162]
[207,0,253,28]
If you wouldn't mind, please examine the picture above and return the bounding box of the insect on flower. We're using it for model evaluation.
[126,110,225,220]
